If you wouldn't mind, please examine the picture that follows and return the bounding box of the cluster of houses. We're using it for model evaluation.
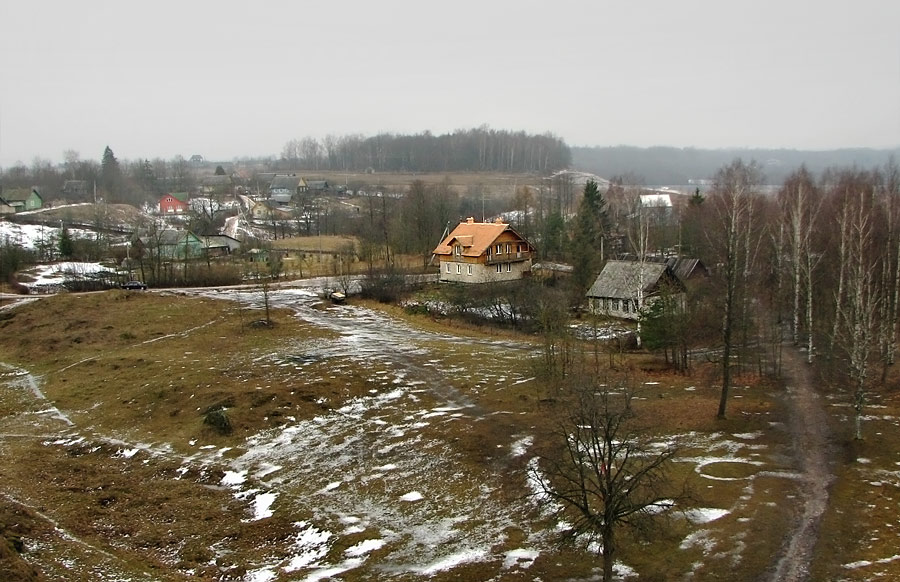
[156,173,336,220]
[432,216,706,320]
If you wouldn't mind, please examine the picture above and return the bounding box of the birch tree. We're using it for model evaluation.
[832,175,879,439]
[779,167,822,362]
[710,160,763,419]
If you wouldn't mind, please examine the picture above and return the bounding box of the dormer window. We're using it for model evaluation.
[454,245,461,256]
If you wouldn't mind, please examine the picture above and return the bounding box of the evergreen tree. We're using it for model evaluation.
[100,146,122,199]
[571,179,609,298]
[59,226,75,259]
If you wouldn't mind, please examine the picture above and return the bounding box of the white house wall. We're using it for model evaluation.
[439,260,532,283]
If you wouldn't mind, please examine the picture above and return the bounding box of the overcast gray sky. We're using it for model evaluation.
[1,0,898,167]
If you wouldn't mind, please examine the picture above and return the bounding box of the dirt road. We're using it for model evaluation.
[768,347,835,582]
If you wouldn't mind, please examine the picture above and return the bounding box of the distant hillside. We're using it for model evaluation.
[571,146,900,185]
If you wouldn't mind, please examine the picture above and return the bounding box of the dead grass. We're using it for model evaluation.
[0,290,338,448]
[2,290,894,580]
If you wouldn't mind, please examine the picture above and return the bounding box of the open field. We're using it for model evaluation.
[0,287,898,581]
[293,171,541,197]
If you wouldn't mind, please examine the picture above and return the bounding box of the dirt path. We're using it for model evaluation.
[768,347,835,582]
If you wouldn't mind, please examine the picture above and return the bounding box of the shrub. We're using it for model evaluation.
[203,407,233,435]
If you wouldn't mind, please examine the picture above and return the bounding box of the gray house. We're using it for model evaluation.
[268,175,307,203]
[586,260,685,320]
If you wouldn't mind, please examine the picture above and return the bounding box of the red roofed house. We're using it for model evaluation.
[159,192,190,214]
[432,217,535,283]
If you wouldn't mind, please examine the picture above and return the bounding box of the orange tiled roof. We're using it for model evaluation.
[432,218,516,257]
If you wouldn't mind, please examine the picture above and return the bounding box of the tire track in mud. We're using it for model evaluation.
[768,348,835,582]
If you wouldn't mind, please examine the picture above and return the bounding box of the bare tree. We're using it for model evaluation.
[710,159,763,419]
[833,180,879,439]
[779,167,822,362]
[530,376,680,582]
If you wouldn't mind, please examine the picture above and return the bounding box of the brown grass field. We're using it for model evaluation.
[0,289,897,581]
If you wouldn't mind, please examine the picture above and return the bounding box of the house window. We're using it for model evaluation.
[602,298,609,310]
[496,263,502,273]
[613,299,620,311]
[445,263,451,273]
[454,245,461,257]
[456,264,461,274]
[506,243,511,254]
[496,244,502,254]
[467,265,473,276]
[623,301,629,314]
[505,262,511,272]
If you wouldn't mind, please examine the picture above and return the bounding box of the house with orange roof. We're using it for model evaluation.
[432,218,535,283]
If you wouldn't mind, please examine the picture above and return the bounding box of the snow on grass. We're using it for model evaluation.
[221,470,247,486]
[345,538,385,557]
[0,222,94,251]
[26,261,116,286]
[681,529,717,552]
[510,435,533,457]
[283,521,333,572]
[115,448,139,459]
[844,554,900,569]
[244,567,276,582]
[503,548,539,569]
[399,491,423,502]
[684,507,730,524]
[248,492,277,520]
[419,548,489,575]
[319,481,342,493]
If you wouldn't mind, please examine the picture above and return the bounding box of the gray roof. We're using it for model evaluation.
[664,257,708,280]
[586,260,671,299]
[269,175,300,190]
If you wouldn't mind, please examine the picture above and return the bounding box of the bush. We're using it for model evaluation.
[203,407,233,435]
[360,269,408,303]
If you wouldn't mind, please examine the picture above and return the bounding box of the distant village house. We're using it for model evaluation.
[159,192,190,214]
[0,188,44,213]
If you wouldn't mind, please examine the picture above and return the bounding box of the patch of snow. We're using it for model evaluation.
[684,507,730,524]
[283,521,333,572]
[843,554,900,569]
[221,470,247,486]
[244,567,276,582]
[247,492,276,521]
[681,529,717,552]
[420,549,488,574]
[399,491,423,502]
[116,448,139,458]
[345,538,385,557]
[732,431,763,440]
[301,559,364,582]
[503,548,538,569]
[510,436,533,457]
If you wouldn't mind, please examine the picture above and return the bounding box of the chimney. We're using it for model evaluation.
[466,217,474,224]
[494,217,504,224]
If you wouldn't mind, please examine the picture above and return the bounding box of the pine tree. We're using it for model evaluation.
[571,179,609,297]
[100,146,122,198]
[59,226,75,259]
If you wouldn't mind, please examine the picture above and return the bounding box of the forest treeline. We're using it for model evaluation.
[573,145,900,185]
[278,127,571,174]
